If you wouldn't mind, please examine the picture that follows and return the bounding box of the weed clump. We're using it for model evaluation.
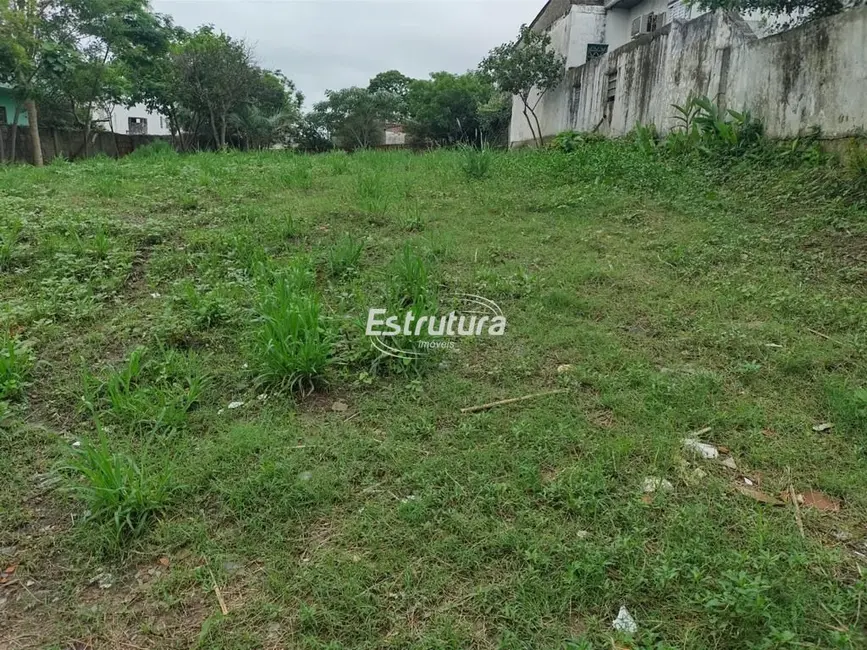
[253,263,334,391]
[62,431,177,549]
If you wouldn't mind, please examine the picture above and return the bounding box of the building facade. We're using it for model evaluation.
[96,103,172,137]
[0,85,29,128]
[509,1,866,145]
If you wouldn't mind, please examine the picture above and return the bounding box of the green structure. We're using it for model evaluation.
[0,85,30,127]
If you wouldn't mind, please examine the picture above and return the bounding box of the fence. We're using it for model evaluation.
[0,127,172,164]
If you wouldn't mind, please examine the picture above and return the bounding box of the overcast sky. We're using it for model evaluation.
[151,0,541,107]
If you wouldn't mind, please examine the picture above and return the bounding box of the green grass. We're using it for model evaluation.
[1,144,866,649]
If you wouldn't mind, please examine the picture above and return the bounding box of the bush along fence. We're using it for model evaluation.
[0,126,173,164]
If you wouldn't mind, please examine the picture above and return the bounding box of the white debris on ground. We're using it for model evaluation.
[642,476,673,493]
[612,605,638,634]
[682,438,719,459]
[227,401,244,410]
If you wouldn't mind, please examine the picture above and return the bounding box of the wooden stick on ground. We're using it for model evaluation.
[460,389,569,414]
[208,567,229,615]
[788,469,805,539]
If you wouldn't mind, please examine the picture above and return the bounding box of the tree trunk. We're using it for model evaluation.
[0,125,5,163]
[530,108,544,149]
[208,109,219,150]
[25,100,43,166]
[219,114,227,150]
[10,105,21,162]
[521,106,539,149]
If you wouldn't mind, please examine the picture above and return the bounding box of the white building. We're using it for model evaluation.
[97,103,172,137]
[507,0,866,146]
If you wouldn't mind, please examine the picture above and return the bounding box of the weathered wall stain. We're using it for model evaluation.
[510,7,867,144]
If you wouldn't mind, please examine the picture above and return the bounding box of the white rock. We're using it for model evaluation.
[721,456,738,470]
[612,605,638,634]
[227,401,244,410]
[642,477,673,493]
[683,438,719,459]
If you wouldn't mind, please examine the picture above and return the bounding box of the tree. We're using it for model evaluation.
[173,27,257,149]
[405,72,498,146]
[368,69,412,119]
[0,0,72,164]
[310,87,399,150]
[368,69,412,97]
[230,70,304,149]
[694,0,862,26]
[480,25,565,148]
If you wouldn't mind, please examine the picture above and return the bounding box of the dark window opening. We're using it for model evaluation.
[128,117,148,135]
[605,71,618,123]
[586,43,609,61]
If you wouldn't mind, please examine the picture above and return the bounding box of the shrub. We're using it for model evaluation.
[668,95,764,155]
[127,139,175,159]
[550,130,605,153]
[62,431,177,548]
[254,271,334,391]
[325,234,364,278]
[459,144,494,180]
[0,333,32,401]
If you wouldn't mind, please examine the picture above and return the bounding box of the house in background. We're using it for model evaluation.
[383,123,406,146]
[0,84,29,128]
[510,0,867,145]
[96,102,171,137]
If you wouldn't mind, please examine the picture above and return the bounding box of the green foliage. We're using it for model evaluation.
[405,72,502,146]
[126,139,175,159]
[309,86,399,150]
[668,95,765,154]
[0,333,32,401]
[694,0,859,27]
[459,143,494,180]
[388,245,433,309]
[549,130,605,153]
[325,234,364,278]
[0,219,23,270]
[62,431,177,548]
[253,268,334,391]
[356,172,391,217]
[83,346,206,434]
[481,24,566,147]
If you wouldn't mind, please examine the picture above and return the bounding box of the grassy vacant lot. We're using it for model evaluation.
[1,143,867,650]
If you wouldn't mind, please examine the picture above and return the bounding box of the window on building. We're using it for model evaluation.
[667,0,689,22]
[0,106,7,126]
[586,43,609,61]
[570,82,581,113]
[605,70,618,123]
[128,117,148,135]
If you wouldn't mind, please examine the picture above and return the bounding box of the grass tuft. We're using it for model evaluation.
[62,430,177,548]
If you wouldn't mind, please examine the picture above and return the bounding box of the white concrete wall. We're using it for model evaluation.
[510,7,867,145]
[725,8,867,138]
[98,103,172,136]
[566,6,607,67]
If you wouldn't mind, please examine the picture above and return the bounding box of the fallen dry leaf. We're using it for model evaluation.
[158,556,170,567]
[718,445,731,454]
[736,485,783,506]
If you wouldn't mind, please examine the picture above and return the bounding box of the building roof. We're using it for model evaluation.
[529,0,605,32]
